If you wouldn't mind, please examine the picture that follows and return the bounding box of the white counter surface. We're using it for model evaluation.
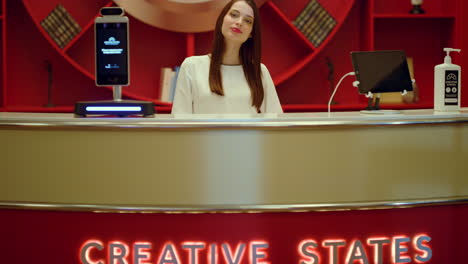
[1,109,468,128]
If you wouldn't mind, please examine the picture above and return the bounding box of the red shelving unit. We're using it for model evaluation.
[362,0,462,107]
[0,0,466,113]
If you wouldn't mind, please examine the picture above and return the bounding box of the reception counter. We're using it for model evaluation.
[2,109,468,264]
[1,109,467,210]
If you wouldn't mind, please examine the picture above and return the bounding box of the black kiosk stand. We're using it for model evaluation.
[74,7,154,117]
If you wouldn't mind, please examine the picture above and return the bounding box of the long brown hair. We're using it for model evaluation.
[209,0,264,112]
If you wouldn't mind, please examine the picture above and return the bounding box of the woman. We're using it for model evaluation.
[171,0,282,114]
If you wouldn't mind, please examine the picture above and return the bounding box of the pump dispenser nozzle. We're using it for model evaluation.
[443,48,461,64]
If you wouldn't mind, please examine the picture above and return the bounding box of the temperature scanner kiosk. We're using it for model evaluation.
[74,7,154,117]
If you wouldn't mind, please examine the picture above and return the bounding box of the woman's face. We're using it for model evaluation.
[221,1,254,45]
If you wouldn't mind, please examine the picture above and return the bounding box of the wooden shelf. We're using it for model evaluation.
[260,1,315,81]
[273,53,314,85]
[269,0,309,21]
[373,14,456,19]
[266,0,355,89]
[265,1,315,51]
[373,0,458,15]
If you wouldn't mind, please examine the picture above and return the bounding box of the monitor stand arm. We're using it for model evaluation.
[113,85,122,101]
[360,92,402,115]
[366,93,381,110]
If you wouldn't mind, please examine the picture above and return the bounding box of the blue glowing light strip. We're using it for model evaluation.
[86,106,142,112]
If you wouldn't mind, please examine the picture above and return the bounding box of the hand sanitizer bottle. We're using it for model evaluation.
[434,48,461,112]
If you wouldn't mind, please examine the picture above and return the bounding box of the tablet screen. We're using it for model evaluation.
[95,22,129,86]
[351,50,413,94]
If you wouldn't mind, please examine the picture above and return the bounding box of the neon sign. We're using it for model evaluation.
[79,234,431,264]
[298,234,432,264]
[80,240,270,264]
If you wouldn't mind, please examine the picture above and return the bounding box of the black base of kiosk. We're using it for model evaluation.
[74,100,155,118]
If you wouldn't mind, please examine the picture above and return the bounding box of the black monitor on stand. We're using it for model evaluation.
[74,7,154,117]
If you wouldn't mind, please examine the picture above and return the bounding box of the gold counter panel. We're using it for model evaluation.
[1,110,467,208]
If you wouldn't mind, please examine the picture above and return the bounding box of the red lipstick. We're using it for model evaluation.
[231,28,242,33]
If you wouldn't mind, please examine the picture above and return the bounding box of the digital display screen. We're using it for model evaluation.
[351,50,413,94]
[95,22,128,85]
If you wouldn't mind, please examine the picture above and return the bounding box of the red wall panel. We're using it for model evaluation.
[2,204,468,263]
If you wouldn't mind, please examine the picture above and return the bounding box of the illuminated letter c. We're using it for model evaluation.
[80,240,104,264]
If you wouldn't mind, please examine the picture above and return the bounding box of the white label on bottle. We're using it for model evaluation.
[444,70,458,105]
